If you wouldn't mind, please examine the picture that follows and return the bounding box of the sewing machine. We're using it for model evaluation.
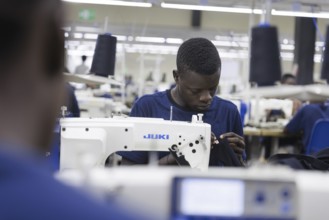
[74,90,129,117]
[57,166,329,220]
[60,115,211,171]
[248,98,293,127]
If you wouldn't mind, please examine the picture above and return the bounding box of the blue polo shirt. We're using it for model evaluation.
[0,145,145,220]
[285,103,329,149]
[118,90,243,166]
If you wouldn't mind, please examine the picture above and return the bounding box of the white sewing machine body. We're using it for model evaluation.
[60,116,211,171]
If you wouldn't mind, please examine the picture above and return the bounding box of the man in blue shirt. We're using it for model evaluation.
[119,38,245,166]
[0,1,145,219]
[285,101,329,152]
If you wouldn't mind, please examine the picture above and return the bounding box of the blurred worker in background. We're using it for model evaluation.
[119,38,245,166]
[280,73,301,115]
[285,99,329,153]
[74,55,89,74]
[0,1,145,219]
[281,73,297,85]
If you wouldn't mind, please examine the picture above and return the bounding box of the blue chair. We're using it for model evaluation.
[306,119,329,155]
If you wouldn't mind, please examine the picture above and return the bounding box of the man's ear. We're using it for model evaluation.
[173,70,179,83]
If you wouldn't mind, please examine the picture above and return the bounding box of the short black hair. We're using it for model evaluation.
[82,55,87,62]
[176,38,221,75]
[281,73,296,83]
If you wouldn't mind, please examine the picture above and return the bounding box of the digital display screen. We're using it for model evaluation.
[174,178,245,217]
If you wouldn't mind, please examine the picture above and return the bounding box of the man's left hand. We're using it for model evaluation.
[220,132,245,157]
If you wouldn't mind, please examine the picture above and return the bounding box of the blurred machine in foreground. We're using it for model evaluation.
[60,115,211,171]
[57,166,329,220]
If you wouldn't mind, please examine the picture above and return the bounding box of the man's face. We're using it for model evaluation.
[283,77,296,85]
[174,69,220,112]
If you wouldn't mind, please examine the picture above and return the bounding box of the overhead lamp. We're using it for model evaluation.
[113,35,127,41]
[84,33,98,39]
[74,33,83,39]
[135,36,166,43]
[316,41,325,47]
[161,2,262,14]
[166,38,183,44]
[212,40,234,47]
[280,44,295,50]
[161,2,329,19]
[62,0,152,7]
[272,9,329,19]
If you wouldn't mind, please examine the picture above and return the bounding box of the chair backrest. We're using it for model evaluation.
[306,119,329,155]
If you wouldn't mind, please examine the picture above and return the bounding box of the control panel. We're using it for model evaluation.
[171,177,297,220]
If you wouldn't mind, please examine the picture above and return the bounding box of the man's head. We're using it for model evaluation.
[0,0,65,152]
[82,55,87,63]
[281,73,296,85]
[173,38,221,112]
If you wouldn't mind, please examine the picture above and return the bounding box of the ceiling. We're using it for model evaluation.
[63,0,328,60]
[154,0,329,11]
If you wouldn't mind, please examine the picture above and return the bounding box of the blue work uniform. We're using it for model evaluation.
[285,102,329,148]
[118,90,243,166]
[0,144,145,220]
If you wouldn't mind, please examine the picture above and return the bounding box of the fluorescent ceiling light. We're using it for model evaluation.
[281,44,295,50]
[84,33,98,40]
[161,2,329,19]
[65,40,80,47]
[113,35,127,41]
[62,27,71,32]
[161,2,262,14]
[272,9,329,19]
[281,52,294,60]
[63,0,152,7]
[166,38,183,44]
[74,33,83,39]
[314,54,322,63]
[135,36,166,43]
[67,49,94,56]
[212,40,234,47]
[75,26,101,33]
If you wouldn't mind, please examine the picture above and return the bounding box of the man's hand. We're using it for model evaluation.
[211,132,219,146]
[219,132,245,156]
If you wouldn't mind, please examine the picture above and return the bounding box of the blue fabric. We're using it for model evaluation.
[0,146,142,220]
[285,103,329,149]
[118,90,243,166]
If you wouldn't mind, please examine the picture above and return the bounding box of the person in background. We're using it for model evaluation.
[285,100,329,153]
[281,73,297,85]
[74,55,89,74]
[0,1,146,219]
[119,38,245,166]
[260,73,301,157]
[280,73,301,114]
